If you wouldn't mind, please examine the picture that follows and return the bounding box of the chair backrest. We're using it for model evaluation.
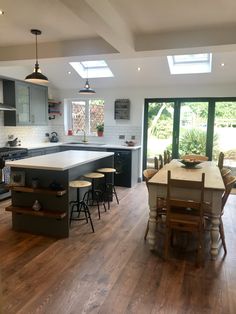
[218,152,224,169]
[154,156,159,170]
[143,168,158,186]
[163,150,168,165]
[181,154,208,161]
[159,154,164,168]
[222,175,236,209]
[221,167,231,179]
[166,170,205,219]
[166,150,171,163]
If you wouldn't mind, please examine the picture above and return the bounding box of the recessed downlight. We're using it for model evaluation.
[0,10,4,15]
[68,71,71,75]
[221,63,225,67]
[137,67,141,71]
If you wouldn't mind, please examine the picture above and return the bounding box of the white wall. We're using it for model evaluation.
[0,82,236,147]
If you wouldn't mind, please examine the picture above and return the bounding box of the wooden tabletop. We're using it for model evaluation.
[148,159,225,191]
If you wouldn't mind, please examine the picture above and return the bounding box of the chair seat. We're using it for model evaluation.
[84,172,104,179]
[97,168,116,173]
[69,180,91,188]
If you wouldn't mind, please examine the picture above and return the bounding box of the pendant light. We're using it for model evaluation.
[25,29,48,83]
[79,67,95,94]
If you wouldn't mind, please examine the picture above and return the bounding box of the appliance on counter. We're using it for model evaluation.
[107,149,132,187]
[0,147,28,200]
[50,132,59,143]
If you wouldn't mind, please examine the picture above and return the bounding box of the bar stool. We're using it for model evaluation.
[83,172,106,219]
[69,180,94,232]
[97,168,119,209]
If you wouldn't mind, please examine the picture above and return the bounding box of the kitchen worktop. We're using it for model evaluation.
[21,142,141,150]
[6,150,114,171]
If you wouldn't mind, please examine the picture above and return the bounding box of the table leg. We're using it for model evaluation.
[210,217,220,259]
[148,205,157,251]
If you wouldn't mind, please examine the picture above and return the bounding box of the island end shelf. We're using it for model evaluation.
[5,150,114,238]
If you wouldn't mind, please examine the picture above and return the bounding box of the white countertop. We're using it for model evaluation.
[6,150,114,171]
[22,142,141,150]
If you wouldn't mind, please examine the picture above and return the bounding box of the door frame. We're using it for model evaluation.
[143,97,236,172]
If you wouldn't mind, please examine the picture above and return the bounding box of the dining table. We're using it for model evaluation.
[147,159,225,259]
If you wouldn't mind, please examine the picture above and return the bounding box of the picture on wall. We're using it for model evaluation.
[114,99,130,120]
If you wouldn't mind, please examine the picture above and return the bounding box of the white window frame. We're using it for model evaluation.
[65,98,104,136]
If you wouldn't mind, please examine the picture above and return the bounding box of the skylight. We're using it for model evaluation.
[69,60,114,78]
[167,53,212,75]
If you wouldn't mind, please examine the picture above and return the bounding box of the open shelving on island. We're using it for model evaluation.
[6,205,67,219]
[7,185,66,196]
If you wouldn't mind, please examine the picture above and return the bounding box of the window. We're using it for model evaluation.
[69,60,113,78]
[167,53,212,74]
[67,99,104,135]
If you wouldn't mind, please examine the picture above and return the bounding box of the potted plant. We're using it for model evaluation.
[96,123,104,137]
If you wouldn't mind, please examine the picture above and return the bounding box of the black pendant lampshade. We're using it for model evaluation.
[25,29,48,83]
[79,78,96,94]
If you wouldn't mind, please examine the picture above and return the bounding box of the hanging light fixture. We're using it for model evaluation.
[79,67,95,94]
[25,29,48,83]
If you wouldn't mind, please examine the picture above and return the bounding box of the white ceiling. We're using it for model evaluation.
[0,0,236,90]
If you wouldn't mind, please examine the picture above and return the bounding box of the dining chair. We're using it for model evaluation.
[164,170,205,266]
[166,150,172,163]
[218,152,224,169]
[164,150,168,165]
[204,175,236,254]
[181,154,209,161]
[154,156,159,170]
[143,168,166,240]
[221,167,231,180]
[159,154,164,168]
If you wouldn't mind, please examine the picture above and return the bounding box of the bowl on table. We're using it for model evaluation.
[179,159,202,168]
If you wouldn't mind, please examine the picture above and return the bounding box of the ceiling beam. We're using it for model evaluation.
[0,37,118,61]
[60,0,135,54]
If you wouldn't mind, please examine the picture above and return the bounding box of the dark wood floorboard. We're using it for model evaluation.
[0,183,236,313]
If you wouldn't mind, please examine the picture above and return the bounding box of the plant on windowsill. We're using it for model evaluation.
[96,123,104,137]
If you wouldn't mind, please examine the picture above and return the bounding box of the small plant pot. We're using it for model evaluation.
[97,131,103,137]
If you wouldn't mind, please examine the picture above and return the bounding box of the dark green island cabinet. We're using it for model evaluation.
[5,150,114,238]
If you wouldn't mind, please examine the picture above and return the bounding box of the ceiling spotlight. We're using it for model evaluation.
[221,63,225,67]
[68,71,71,75]
[25,29,48,84]
[137,67,141,71]
[0,10,4,15]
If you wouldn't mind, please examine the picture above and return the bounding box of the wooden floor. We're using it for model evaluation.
[1,183,236,314]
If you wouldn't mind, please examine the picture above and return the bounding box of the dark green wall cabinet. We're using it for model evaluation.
[3,79,48,126]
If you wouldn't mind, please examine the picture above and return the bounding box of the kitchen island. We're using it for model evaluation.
[5,150,114,237]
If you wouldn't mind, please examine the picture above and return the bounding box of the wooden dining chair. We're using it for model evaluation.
[164,150,168,165]
[204,175,236,254]
[181,154,208,161]
[154,156,159,170]
[143,168,166,240]
[166,150,171,163]
[221,167,231,180]
[159,154,164,168]
[164,170,205,266]
[218,152,224,169]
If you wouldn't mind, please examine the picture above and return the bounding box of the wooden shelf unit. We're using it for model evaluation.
[7,185,66,196]
[48,100,62,120]
[6,205,67,219]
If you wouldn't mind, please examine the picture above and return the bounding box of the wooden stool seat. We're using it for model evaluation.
[84,172,104,179]
[69,180,91,189]
[97,168,116,173]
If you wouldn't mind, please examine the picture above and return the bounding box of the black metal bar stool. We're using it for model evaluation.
[69,180,94,232]
[83,172,106,219]
[97,168,119,209]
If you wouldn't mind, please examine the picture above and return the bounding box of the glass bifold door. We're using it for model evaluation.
[143,98,236,176]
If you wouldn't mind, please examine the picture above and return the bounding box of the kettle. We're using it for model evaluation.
[50,132,59,143]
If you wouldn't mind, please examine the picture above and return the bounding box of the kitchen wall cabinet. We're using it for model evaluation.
[3,79,48,126]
